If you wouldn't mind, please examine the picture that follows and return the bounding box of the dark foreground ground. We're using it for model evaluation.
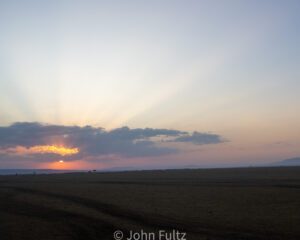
[0,167,300,240]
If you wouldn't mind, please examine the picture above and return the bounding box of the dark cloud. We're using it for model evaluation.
[0,122,85,147]
[0,122,225,162]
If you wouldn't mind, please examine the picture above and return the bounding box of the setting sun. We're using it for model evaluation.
[59,160,64,163]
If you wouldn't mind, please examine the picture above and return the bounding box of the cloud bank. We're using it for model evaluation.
[0,122,225,164]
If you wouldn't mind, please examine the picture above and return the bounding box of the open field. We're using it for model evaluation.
[0,167,300,240]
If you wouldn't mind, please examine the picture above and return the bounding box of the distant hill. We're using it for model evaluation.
[272,157,300,166]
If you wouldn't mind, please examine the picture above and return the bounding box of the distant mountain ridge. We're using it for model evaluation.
[272,157,300,166]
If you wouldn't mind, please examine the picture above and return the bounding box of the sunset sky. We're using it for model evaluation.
[0,0,299,169]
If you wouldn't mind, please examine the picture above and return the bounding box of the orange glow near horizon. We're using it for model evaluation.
[28,145,79,156]
[43,160,98,170]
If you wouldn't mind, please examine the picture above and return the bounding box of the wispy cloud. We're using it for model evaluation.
[171,132,225,145]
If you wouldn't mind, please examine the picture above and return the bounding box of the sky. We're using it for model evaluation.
[0,0,299,169]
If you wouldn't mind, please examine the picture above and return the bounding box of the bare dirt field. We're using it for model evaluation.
[0,167,300,240]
